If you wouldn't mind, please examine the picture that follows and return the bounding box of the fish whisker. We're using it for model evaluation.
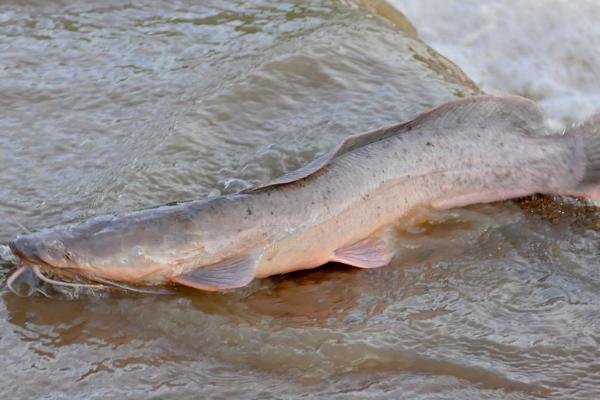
[7,263,171,296]
[6,265,29,295]
[31,266,107,290]
[89,275,174,295]
[2,213,32,234]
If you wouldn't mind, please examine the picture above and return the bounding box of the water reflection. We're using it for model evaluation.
[1,1,600,399]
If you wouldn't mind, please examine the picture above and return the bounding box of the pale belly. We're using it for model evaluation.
[253,177,421,278]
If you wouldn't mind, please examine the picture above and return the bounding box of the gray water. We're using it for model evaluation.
[1,1,599,399]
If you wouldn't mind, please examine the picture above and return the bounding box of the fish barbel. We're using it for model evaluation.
[7,95,600,293]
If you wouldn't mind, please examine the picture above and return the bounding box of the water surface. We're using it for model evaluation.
[392,0,600,128]
[1,1,599,399]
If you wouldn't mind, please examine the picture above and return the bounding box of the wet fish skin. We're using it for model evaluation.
[7,95,600,292]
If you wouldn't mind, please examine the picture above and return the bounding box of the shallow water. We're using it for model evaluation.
[1,1,599,399]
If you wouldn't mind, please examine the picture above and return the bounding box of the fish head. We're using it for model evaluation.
[7,198,256,294]
[7,226,98,296]
[7,211,188,287]
[9,222,105,282]
[10,233,73,270]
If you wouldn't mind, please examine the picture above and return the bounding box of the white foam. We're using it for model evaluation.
[390,0,600,128]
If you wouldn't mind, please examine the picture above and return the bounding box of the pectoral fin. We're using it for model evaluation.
[331,236,393,269]
[171,255,258,291]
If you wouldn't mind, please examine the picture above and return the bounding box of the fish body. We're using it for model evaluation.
[8,95,600,292]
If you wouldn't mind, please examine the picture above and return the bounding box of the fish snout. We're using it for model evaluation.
[10,237,42,263]
[9,236,70,268]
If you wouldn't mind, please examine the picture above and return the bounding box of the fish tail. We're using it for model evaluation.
[567,112,600,199]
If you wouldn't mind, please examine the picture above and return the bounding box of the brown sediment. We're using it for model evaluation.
[517,194,600,228]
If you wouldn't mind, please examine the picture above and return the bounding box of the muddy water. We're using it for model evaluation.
[0,1,599,399]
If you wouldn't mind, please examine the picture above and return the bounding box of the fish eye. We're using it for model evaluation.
[64,250,73,260]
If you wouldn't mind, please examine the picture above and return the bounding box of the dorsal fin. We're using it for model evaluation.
[247,95,545,192]
[406,94,546,135]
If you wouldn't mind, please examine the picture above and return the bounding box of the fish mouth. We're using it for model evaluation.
[6,261,173,297]
[7,242,173,297]
[6,249,105,298]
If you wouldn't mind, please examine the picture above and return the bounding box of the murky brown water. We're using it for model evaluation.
[1,1,599,399]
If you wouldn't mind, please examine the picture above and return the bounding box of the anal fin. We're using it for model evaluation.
[331,236,393,269]
[171,254,258,291]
